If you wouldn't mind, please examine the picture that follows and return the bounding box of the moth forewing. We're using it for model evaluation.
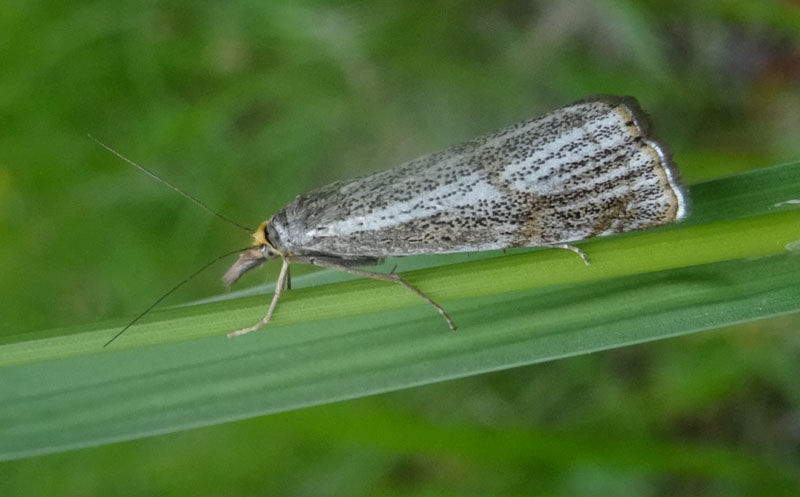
[274,95,686,258]
[226,95,688,337]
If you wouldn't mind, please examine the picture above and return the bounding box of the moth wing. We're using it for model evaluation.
[280,96,686,258]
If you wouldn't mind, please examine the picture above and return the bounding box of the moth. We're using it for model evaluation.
[222,95,687,337]
[97,94,687,345]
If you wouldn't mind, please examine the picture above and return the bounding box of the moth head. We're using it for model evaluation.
[222,219,282,287]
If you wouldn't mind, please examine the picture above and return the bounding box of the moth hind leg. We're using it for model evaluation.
[550,243,591,266]
[302,257,456,331]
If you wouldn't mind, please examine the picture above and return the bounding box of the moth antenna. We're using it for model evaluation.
[88,134,253,233]
[103,246,252,348]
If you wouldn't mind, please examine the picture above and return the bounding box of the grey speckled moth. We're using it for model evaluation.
[223,94,687,337]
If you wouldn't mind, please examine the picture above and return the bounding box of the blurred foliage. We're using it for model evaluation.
[1,0,799,495]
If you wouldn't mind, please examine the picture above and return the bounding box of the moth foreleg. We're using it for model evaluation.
[550,243,591,266]
[228,257,291,338]
[302,257,457,331]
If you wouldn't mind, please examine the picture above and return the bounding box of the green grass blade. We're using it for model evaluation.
[284,402,799,488]
[0,162,799,460]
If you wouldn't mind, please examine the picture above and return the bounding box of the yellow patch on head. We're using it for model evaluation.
[252,220,270,247]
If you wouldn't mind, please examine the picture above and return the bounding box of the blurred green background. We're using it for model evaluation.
[2,0,799,495]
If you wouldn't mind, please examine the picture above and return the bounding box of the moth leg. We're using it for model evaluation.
[305,258,457,331]
[284,266,292,291]
[228,258,291,338]
[550,244,591,266]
